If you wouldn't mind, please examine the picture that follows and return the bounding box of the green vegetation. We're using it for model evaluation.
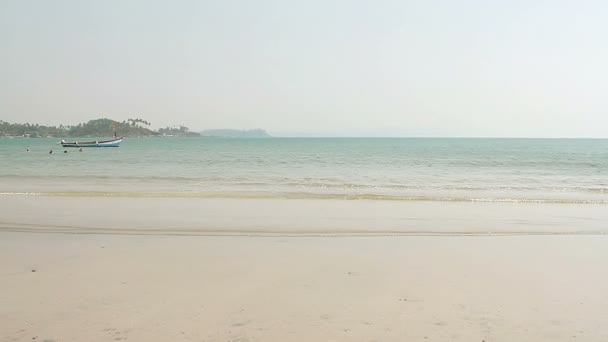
[66,118,157,137]
[158,125,200,137]
[0,118,200,138]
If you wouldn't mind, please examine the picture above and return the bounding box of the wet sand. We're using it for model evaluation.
[1,196,608,341]
[1,232,608,341]
[1,196,608,236]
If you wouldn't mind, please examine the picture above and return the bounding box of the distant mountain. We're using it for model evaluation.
[199,129,272,138]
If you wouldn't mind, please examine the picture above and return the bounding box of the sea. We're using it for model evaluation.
[1,137,608,205]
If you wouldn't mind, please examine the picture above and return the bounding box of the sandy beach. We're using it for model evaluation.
[3,0,608,339]
[2,196,608,236]
[1,197,608,341]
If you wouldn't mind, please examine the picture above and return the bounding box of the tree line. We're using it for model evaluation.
[0,118,200,138]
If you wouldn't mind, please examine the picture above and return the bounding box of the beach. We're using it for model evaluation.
[2,231,607,341]
[2,196,608,236]
[1,138,608,341]
[1,196,608,341]
[3,0,608,338]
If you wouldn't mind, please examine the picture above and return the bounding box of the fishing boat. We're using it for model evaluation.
[60,136,123,148]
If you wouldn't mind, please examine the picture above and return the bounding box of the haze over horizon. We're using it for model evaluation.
[1,0,607,138]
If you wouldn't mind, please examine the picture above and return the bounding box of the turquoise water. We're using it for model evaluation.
[1,137,608,203]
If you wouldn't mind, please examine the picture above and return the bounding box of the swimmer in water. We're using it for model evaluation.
[49,150,53,154]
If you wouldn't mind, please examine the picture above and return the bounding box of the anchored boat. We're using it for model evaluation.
[60,136,123,148]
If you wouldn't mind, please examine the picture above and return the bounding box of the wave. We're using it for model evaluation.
[2,191,607,204]
[3,175,608,194]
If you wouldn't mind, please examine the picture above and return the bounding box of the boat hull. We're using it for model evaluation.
[60,137,123,147]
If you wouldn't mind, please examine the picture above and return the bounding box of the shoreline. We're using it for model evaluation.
[1,196,607,236]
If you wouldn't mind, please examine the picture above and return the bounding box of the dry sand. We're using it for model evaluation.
[1,231,607,342]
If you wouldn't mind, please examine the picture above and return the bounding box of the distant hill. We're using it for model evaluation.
[68,118,158,137]
[199,129,271,138]
[0,118,199,138]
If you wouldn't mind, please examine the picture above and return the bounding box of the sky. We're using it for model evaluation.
[1,0,607,137]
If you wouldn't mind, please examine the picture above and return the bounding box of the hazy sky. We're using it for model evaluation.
[1,0,607,137]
